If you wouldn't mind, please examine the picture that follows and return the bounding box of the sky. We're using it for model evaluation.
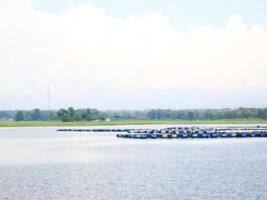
[0,0,267,110]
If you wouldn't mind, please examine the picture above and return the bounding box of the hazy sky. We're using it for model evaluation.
[0,0,267,110]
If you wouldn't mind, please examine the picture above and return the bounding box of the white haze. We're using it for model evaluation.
[0,1,267,109]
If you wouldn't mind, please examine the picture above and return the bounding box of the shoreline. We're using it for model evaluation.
[0,119,267,127]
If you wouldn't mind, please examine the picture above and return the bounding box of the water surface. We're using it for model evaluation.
[0,127,267,200]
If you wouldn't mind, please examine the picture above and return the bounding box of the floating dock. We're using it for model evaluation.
[57,126,267,139]
[57,128,132,132]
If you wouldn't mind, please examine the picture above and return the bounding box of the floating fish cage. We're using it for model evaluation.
[116,131,267,139]
[57,126,267,140]
[115,126,267,139]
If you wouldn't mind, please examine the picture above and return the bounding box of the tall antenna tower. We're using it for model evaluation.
[47,84,51,111]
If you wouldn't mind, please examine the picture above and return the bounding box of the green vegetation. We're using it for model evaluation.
[57,108,95,122]
[0,118,267,127]
[0,107,267,126]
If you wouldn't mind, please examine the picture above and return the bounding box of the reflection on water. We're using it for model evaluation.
[0,127,267,200]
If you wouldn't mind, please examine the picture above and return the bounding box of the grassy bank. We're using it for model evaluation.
[0,119,267,127]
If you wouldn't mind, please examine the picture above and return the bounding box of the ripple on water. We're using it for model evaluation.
[0,128,267,200]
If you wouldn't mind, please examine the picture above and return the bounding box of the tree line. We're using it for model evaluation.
[0,107,267,122]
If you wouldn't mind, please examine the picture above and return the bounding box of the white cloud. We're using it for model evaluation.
[0,2,267,109]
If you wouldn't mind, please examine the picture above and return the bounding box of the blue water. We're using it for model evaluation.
[0,127,267,200]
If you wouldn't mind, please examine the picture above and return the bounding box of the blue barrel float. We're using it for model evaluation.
[231,133,237,137]
[250,132,256,137]
[241,133,247,138]
[181,133,188,139]
[221,132,228,138]
[151,134,158,139]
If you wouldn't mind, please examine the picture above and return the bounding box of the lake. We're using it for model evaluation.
[0,126,267,200]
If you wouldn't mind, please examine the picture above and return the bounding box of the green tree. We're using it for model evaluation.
[187,111,194,120]
[81,109,92,121]
[31,108,42,121]
[68,107,75,120]
[15,111,25,121]
[57,109,71,122]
